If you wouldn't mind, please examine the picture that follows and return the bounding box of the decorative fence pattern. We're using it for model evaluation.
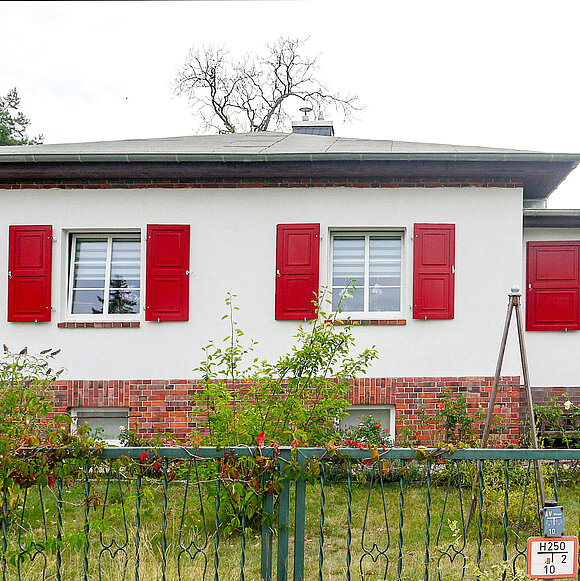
[3,447,580,580]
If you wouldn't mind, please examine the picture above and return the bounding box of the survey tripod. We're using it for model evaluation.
[465,286,546,531]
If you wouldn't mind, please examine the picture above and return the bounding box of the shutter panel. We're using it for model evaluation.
[526,241,580,331]
[146,225,190,321]
[413,223,455,319]
[8,225,52,322]
[275,224,320,320]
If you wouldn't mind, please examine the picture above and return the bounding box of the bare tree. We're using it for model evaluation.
[174,37,359,133]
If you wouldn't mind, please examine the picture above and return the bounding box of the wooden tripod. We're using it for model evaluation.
[465,286,546,531]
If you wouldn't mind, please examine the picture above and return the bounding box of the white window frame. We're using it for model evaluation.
[330,229,405,318]
[70,407,130,446]
[338,404,396,443]
[67,231,143,321]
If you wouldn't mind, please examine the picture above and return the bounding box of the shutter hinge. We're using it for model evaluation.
[7,271,12,279]
[529,283,532,290]
[52,237,57,243]
[452,264,455,274]
[186,270,191,275]
[276,269,281,277]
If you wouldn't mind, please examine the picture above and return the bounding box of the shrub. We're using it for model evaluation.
[189,289,378,531]
[534,393,580,448]
[418,390,489,446]
[0,345,101,513]
[190,290,378,447]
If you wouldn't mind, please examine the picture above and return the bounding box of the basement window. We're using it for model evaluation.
[71,407,129,445]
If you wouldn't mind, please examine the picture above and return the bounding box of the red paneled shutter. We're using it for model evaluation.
[275,224,320,320]
[526,241,580,331]
[146,225,190,321]
[413,223,455,319]
[8,225,52,322]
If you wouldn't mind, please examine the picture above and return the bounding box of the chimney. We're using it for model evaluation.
[291,106,334,137]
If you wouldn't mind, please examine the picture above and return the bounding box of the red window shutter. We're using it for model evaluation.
[146,225,190,321]
[8,225,52,322]
[413,223,455,320]
[275,224,320,320]
[526,241,580,331]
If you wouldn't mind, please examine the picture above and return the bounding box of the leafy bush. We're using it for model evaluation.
[191,290,378,447]
[0,345,101,514]
[534,393,580,448]
[418,390,488,446]
[189,289,378,531]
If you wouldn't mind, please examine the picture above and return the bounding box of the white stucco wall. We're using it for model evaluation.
[1,185,525,380]
[523,227,580,387]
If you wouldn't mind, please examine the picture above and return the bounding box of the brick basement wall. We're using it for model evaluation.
[50,376,521,445]
[518,385,580,442]
[392,376,521,446]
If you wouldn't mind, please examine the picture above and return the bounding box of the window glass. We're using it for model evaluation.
[71,407,129,445]
[339,405,395,442]
[70,235,140,316]
[332,233,402,314]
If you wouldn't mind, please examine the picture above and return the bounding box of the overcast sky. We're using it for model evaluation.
[2,1,580,207]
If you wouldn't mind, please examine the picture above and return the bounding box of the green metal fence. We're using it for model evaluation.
[3,447,580,580]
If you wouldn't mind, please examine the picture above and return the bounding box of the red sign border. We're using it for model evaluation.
[527,536,578,579]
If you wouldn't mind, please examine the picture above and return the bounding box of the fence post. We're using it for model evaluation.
[293,449,308,581]
[261,473,274,581]
[276,448,292,581]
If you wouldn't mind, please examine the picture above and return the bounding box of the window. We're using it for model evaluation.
[331,233,402,314]
[70,407,129,445]
[338,405,395,443]
[68,234,141,316]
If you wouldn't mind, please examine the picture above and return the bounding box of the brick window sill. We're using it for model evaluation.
[58,322,140,328]
[328,319,406,326]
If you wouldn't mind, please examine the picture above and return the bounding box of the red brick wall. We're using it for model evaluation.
[50,375,521,445]
[392,376,521,446]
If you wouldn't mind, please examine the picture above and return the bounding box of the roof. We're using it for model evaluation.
[0,132,570,161]
[1,132,579,200]
[524,209,580,228]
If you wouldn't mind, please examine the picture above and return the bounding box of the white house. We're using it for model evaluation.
[1,123,579,444]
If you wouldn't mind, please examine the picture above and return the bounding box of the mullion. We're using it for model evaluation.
[364,235,370,312]
[103,237,113,315]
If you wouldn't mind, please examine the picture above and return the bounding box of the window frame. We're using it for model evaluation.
[66,231,144,321]
[329,229,405,319]
[70,407,130,446]
[338,404,396,443]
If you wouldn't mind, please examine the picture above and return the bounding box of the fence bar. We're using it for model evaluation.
[1,486,7,581]
[476,460,484,568]
[214,472,221,581]
[346,461,352,581]
[398,472,404,581]
[56,478,63,581]
[83,462,90,581]
[135,474,142,581]
[318,462,325,581]
[293,450,307,581]
[161,458,168,581]
[424,460,431,581]
[503,460,509,575]
[276,448,291,581]
[261,487,274,581]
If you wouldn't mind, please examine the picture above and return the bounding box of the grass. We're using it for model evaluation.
[3,460,580,580]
